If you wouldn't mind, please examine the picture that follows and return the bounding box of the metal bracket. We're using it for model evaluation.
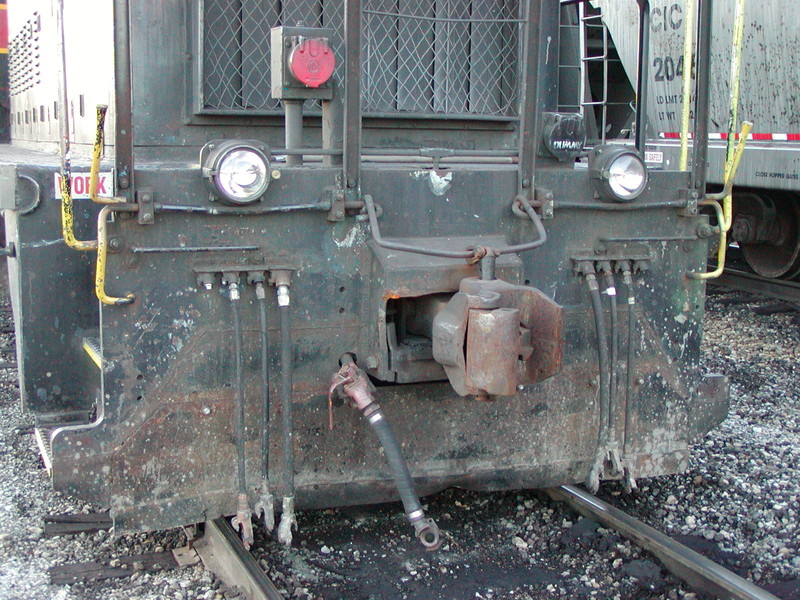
[0,242,15,258]
[535,188,554,219]
[136,188,155,225]
[677,188,699,217]
[420,148,454,170]
[571,243,654,269]
[326,187,346,222]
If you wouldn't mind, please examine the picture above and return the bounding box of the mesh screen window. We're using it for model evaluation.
[200,0,521,117]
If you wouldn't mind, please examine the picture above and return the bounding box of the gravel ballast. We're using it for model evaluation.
[0,285,797,599]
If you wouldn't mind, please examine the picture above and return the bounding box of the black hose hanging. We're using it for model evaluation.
[620,264,637,458]
[588,275,611,446]
[601,267,619,441]
[581,264,611,492]
[276,279,297,546]
[253,280,275,532]
[231,284,247,498]
[328,359,441,550]
[228,278,253,548]
[258,288,271,484]
[365,405,429,526]
[279,301,294,497]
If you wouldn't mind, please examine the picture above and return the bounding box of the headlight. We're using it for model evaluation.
[589,145,648,202]
[200,140,271,205]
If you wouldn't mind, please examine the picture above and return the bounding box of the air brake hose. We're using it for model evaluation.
[600,264,619,442]
[227,277,254,549]
[621,261,636,488]
[253,281,275,532]
[276,280,297,546]
[329,360,442,550]
[580,263,610,493]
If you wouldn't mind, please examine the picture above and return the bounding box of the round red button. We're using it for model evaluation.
[289,38,336,88]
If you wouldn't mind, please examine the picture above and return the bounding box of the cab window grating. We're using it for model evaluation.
[199,0,520,118]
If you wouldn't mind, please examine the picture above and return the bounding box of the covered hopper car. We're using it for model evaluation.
[0,0,731,548]
[593,0,800,280]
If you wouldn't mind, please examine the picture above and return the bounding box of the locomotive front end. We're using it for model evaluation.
[1,0,728,544]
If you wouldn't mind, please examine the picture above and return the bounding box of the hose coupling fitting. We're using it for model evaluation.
[277,495,297,547]
[222,272,240,300]
[231,493,254,549]
[277,285,290,307]
[410,513,442,551]
[254,480,275,532]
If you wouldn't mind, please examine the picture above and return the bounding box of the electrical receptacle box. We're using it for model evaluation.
[270,26,336,101]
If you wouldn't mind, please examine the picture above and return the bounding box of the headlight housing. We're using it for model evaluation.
[200,140,271,205]
[589,145,648,202]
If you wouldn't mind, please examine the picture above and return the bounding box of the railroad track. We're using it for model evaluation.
[712,268,800,305]
[548,486,780,600]
[196,488,781,600]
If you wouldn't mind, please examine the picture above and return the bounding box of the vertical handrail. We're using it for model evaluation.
[343,0,362,195]
[58,0,96,251]
[518,0,543,198]
[722,0,747,231]
[634,0,650,153]
[691,0,713,192]
[113,0,135,202]
[678,0,696,170]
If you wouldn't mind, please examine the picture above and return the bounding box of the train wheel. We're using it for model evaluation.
[733,194,800,279]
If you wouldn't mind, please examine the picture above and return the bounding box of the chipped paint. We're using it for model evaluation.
[411,170,453,196]
[333,225,367,248]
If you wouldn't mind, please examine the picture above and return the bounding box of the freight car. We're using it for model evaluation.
[0,0,733,549]
[593,0,800,279]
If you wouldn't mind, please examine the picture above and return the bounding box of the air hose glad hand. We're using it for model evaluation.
[327,358,442,551]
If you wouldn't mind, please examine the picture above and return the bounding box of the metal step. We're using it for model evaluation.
[82,335,102,369]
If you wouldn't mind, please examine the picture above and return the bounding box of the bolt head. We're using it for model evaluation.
[202,406,211,415]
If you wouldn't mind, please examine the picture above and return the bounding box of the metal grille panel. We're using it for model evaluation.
[201,0,520,117]
[9,12,41,97]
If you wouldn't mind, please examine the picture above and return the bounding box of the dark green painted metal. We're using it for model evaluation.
[0,1,729,536]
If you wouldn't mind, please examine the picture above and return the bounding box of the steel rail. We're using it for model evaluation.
[712,269,800,305]
[193,518,283,600]
[547,485,781,600]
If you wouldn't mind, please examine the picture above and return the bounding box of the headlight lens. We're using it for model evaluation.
[200,140,271,205]
[217,150,270,202]
[589,145,648,202]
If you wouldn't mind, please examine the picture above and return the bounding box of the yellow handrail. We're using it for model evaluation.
[721,0,747,231]
[688,121,752,280]
[89,105,126,205]
[61,171,98,251]
[678,0,696,171]
[96,205,135,305]
[62,104,127,251]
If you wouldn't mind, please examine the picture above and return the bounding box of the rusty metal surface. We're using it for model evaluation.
[26,164,720,533]
[465,308,522,396]
[0,0,727,537]
[433,277,564,397]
